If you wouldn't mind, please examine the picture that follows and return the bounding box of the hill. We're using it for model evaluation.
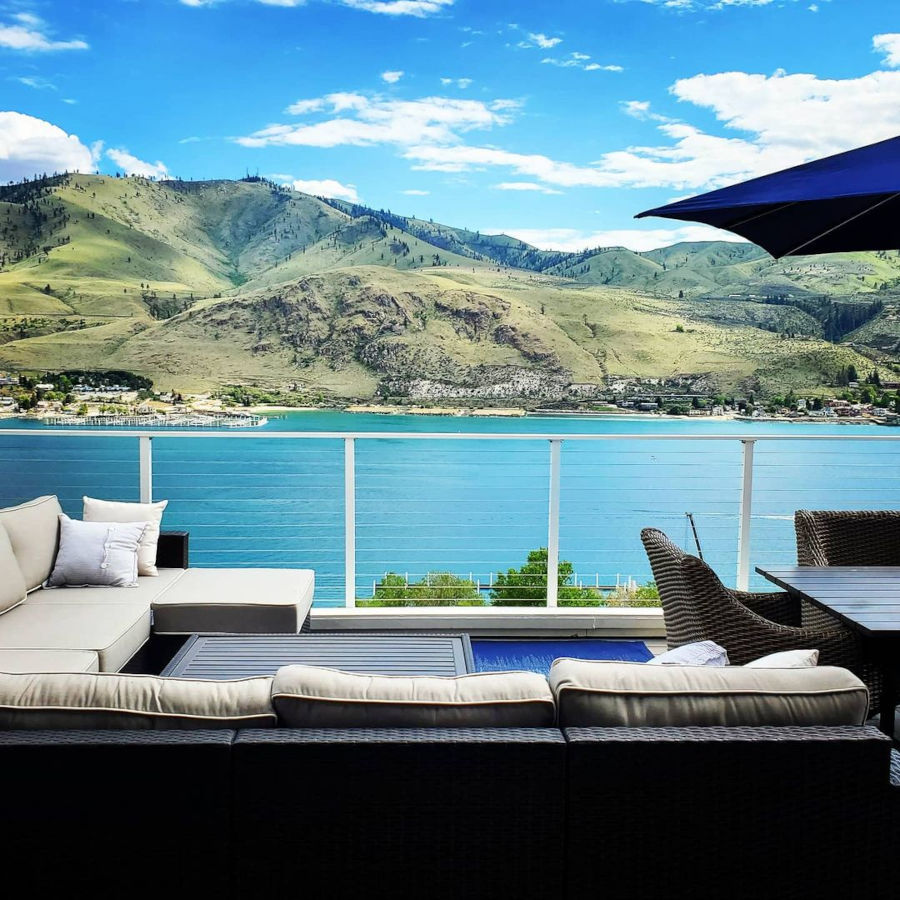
[0,174,894,400]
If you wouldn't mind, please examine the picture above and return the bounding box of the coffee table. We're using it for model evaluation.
[757,565,900,735]
[161,632,474,678]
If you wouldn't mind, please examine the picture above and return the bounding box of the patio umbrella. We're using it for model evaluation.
[635,135,900,258]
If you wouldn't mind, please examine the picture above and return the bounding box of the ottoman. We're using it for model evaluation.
[151,568,315,635]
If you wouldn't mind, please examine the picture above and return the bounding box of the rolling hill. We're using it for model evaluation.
[0,174,894,400]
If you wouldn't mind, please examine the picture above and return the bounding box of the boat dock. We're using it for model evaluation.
[43,412,268,428]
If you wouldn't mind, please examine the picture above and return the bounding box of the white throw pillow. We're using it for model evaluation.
[647,640,729,667]
[83,497,168,577]
[745,649,819,668]
[45,516,146,588]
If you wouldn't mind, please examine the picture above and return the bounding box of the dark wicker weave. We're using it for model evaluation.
[640,527,870,674]
[233,728,567,900]
[793,510,896,704]
[565,725,895,899]
[796,509,900,567]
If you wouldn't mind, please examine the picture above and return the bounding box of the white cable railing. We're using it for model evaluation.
[1,428,900,609]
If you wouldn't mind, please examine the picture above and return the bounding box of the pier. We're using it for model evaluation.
[43,412,268,428]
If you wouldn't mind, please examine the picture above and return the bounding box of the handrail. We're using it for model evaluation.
[3,429,900,441]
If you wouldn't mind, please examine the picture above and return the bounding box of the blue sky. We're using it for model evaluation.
[2,0,899,250]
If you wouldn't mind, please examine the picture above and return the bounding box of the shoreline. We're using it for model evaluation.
[3,406,885,426]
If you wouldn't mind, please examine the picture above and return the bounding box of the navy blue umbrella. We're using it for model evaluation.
[636,135,900,258]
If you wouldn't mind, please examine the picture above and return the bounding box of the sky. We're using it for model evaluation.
[1,0,900,251]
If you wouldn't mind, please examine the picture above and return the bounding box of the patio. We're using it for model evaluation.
[1,428,899,898]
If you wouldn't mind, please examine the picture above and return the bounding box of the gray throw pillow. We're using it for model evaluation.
[45,516,146,588]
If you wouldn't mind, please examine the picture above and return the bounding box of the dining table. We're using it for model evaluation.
[756,565,900,736]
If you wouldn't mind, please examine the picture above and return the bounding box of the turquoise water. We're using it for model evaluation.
[1,411,899,605]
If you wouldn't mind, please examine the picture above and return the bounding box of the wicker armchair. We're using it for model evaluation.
[795,509,900,567]
[640,528,875,695]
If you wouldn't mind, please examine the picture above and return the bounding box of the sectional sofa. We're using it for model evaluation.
[0,495,315,673]
[0,661,897,899]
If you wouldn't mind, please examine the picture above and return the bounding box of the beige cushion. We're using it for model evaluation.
[151,568,315,634]
[273,665,556,728]
[745,649,819,668]
[0,671,276,729]
[0,495,62,591]
[27,567,185,607]
[83,496,168,577]
[0,522,27,615]
[0,650,99,674]
[550,659,869,729]
[0,602,151,672]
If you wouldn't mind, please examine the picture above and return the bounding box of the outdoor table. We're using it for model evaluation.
[162,632,474,678]
[757,566,900,736]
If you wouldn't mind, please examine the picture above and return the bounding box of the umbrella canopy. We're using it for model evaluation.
[636,135,900,258]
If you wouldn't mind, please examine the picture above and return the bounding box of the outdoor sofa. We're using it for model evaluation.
[0,495,314,674]
[0,659,898,898]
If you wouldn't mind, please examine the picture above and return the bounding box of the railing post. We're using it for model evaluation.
[344,437,356,608]
[138,435,153,503]
[547,439,562,608]
[737,439,755,591]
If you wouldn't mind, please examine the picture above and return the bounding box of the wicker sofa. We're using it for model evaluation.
[0,661,897,899]
[0,495,315,673]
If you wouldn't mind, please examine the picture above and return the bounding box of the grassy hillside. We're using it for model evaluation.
[0,175,893,399]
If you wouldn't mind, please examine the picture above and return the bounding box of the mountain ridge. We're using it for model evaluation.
[0,174,896,400]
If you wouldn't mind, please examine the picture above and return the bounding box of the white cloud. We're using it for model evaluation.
[286,98,326,114]
[0,111,95,180]
[541,53,623,72]
[381,70,404,83]
[238,93,517,149]
[16,75,56,90]
[401,188,430,195]
[621,100,673,122]
[626,0,775,8]
[494,181,563,195]
[874,34,900,68]
[440,77,473,88]
[290,178,359,201]
[182,0,454,15]
[495,224,744,253]
[522,32,562,49]
[106,148,169,179]
[0,13,88,52]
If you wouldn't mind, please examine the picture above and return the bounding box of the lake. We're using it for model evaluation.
[1,411,899,606]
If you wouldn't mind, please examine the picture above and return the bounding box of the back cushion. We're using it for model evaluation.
[550,659,868,729]
[0,672,277,730]
[0,495,63,591]
[273,665,556,728]
[0,523,27,614]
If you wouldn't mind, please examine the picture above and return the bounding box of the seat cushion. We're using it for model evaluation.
[0,602,151,672]
[0,496,62,592]
[272,665,556,728]
[151,568,315,634]
[549,659,869,729]
[0,671,276,729]
[0,523,27,615]
[0,650,99,674]
[27,567,186,607]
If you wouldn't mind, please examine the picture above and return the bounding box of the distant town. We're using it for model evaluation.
[1,366,898,425]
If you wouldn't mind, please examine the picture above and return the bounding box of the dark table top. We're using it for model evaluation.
[162,632,474,679]
[756,566,900,637]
